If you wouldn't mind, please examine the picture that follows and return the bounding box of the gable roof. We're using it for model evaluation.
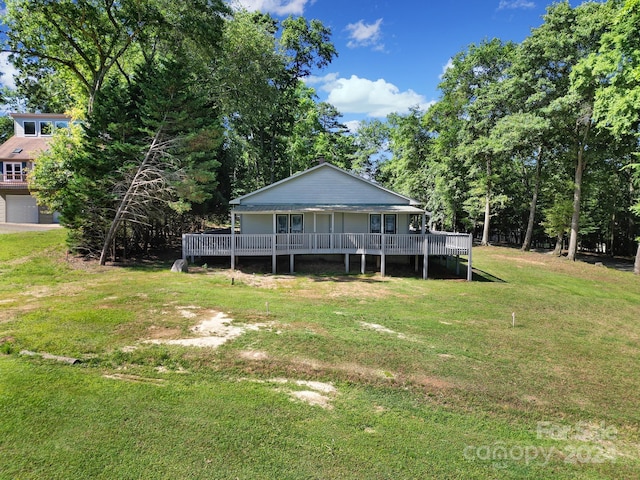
[230,162,421,207]
[0,136,51,161]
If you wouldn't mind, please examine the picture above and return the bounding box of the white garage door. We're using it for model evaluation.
[6,195,39,223]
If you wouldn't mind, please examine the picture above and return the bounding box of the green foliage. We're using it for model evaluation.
[0,115,14,143]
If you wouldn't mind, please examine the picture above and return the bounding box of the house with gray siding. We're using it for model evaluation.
[183,162,472,279]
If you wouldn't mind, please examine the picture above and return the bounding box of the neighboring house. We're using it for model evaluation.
[0,113,70,224]
[183,162,473,279]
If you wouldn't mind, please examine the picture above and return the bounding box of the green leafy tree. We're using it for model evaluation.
[2,0,228,113]
[438,38,516,244]
[582,0,640,272]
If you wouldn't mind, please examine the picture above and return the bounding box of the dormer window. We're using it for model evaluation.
[24,121,36,136]
[55,120,69,129]
[40,121,53,136]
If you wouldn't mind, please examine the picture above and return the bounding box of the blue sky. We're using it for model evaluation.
[0,0,565,125]
[231,0,565,129]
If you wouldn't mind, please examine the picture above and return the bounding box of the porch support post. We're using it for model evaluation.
[272,213,277,274]
[361,253,366,274]
[467,233,473,281]
[423,236,429,280]
[230,211,236,271]
[380,233,386,277]
[345,254,349,273]
[290,254,295,274]
[313,213,317,250]
[331,213,335,249]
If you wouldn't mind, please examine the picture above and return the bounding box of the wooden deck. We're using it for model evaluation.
[182,232,473,280]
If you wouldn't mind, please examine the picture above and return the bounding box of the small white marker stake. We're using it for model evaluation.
[512,312,515,328]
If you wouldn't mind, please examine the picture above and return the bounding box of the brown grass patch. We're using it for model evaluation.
[146,325,183,340]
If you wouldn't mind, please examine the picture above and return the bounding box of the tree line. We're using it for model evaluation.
[361,0,640,272]
[1,0,639,272]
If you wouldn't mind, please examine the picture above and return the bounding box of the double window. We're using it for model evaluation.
[3,162,24,181]
[370,214,396,234]
[276,214,303,234]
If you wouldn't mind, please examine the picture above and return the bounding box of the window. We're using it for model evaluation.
[24,121,36,136]
[384,214,396,234]
[40,121,53,136]
[276,214,304,233]
[4,162,23,181]
[370,214,381,233]
[276,215,289,234]
[291,214,303,233]
[55,120,69,130]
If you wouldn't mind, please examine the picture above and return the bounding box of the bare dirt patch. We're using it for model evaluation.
[289,390,333,409]
[241,377,337,409]
[146,310,274,349]
[146,326,183,340]
[239,350,270,361]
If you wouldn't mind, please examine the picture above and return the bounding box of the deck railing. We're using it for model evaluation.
[183,232,472,259]
[0,174,29,188]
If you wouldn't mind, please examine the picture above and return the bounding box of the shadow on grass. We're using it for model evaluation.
[103,252,506,283]
[471,268,506,283]
[486,242,635,273]
[207,255,507,283]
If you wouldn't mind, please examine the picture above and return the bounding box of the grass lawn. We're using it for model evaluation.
[1,229,639,479]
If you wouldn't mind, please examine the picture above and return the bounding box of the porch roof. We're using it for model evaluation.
[231,204,426,214]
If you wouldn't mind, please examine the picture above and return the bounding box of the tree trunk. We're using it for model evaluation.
[553,233,563,256]
[567,143,587,261]
[99,125,164,265]
[481,157,491,246]
[634,242,640,275]
[522,146,543,251]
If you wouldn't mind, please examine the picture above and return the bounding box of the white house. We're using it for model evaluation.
[183,162,472,279]
[0,113,71,223]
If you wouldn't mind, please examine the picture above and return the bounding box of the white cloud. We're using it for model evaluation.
[344,120,361,133]
[305,72,340,87]
[229,0,314,15]
[0,53,18,90]
[307,73,432,118]
[498,0,535,10]
[346,19,384,50]
[439,58,454,79]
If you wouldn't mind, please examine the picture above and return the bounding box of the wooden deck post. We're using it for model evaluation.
[381,233,386,277]
[467,233,473,281]
[181,234,186,260]
[230,211,236,271]
[345,254,349,273]
[272,234,277,274]
[361,253,366,274]
[290,254,295,274]
[330,213,335,249]
[423,236,429,280]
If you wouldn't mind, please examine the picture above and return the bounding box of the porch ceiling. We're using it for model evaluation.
[231,204,425,214]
